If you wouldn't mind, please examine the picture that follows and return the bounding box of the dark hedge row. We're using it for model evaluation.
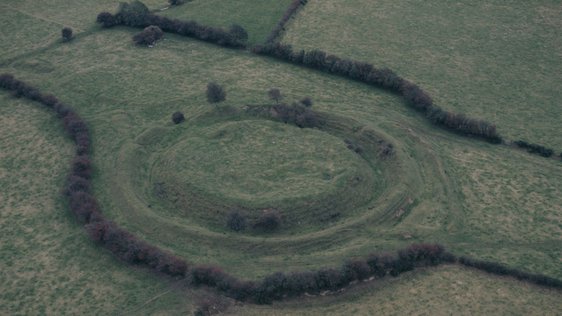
[513,140,554,158]
[190,243,454,304]
[2,75,560,306]
[0,74,89,155]
[264,0,308,45]
[251,44,502,143]
[458,257,562,289]
[96,1,245,48]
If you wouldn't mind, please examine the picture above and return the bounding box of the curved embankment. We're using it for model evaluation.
[1,74,560,305]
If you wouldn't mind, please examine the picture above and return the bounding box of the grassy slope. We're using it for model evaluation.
[158,0,294,44]
[0,95,193,315]
[283,0,562,149]
[0,0,163,63]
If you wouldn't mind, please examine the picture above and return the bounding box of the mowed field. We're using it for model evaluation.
[0,0,561,315]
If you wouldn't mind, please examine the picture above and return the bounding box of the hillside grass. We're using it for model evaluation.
[283,0,562,149]
[0,95,193,315]
[1,0,561,314]
[0,0,164,63]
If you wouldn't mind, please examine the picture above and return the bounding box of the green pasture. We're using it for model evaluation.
[284,0,562,149]
[0,0,560,314]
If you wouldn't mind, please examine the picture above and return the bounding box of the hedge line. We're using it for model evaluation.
[513,140,555,158]
[264,0,308,45]
[96,1,245,48]
[251,44,502,143]
[1,74,559,306]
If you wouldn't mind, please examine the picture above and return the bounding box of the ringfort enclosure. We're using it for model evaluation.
[1,0,561,314]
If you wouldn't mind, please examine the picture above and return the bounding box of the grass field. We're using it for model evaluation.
[0,0,561,314]
[283,0,562,149]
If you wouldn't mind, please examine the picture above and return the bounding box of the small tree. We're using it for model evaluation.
[171,111,185,124]
[226,210,246,232]
[118,0,149,27]
[133,25,164,46]
[229,24,248,42]
[268,88,282,104]
[61,27,73,42]
[206,82,226,104]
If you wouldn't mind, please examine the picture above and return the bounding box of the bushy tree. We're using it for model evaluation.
[226,210,246,232]
[171,111,185,124]
[61,27,73,42]
[118,0,149,27]
[268,88,283,104]
[206,82,226,104]
[133,25,164,46]
[96,12,119,28]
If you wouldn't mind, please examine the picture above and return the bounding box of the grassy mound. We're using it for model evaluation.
[142,118,378,232]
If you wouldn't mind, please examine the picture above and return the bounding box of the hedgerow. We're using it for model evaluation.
[96,1,246,49]
[251,44,502,143]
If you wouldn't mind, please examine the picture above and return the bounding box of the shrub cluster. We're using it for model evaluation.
[96,1,246,48]
[206,82,226,104]
[272,102,320,128]
[133,25,164,46]
[513,140,554,158]
[265,0,308,44]
[458,257,562,289]
[226,209,282,233]
[61,27,73,42]
[251,44,502,143]
[172,111,185,124]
